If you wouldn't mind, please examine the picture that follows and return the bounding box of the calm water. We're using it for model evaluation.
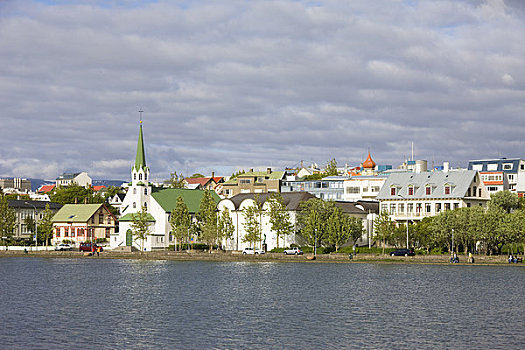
[0,258,524,349]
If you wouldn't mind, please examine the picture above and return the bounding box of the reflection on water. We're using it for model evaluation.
[0,258,524,349]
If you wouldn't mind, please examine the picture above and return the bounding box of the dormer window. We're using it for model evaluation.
[444,185,451,195]
[390,187,396,196]
[425,185,431,195]
[408,186,414,196]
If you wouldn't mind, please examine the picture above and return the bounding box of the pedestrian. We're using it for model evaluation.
[96,246,100,257]
[509,254,513,263]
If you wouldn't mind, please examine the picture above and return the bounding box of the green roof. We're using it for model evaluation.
[119,213,156,222]
[224,170,285,184]
[52,204,103,223]
[134,124,147,171]
[151,188,221,213]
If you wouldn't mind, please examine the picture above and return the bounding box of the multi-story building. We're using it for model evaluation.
[0,178,31,193]
[221,168,284,198]
[479,171,507,195]
[55,172,92,188]
[468,158,525,193]
[7,200,62,240]
[376,170,490,224]
[280,176,345,200]
[343,175,388,202]
[52,203,117,244]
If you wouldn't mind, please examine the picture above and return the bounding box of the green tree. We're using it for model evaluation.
[325,158,338,176]
[326,206,360,252]
[412,217,433,252]
[165,171,185,188]
[104,186,122,200]
[266,193,294,249]
[169,196,193,251]
[242,195,264,249]
[198,190,218,251]
[49,185,103,205]
[38,204,55,247]
[0,192,16,246]
[190,173,205,178]
[489,190,519,214]
[297,198,333,254]
[217,207,235,249]
[373,211,395,254]
[131,206,151,254]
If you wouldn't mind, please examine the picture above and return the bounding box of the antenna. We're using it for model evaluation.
[139,108,144,124]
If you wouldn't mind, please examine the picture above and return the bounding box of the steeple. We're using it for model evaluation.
[134,121,146,171]
[362,151,376,169]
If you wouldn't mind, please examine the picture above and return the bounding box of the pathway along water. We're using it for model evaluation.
[0,258,523,349]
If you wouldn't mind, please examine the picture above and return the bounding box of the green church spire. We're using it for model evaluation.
[134,121,146,171]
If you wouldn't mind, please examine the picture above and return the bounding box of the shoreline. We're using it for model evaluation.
[1,250,521,265]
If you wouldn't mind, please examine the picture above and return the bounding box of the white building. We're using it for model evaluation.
[55,172,92,188]
[376,170,490,223]
[343,175,388,202]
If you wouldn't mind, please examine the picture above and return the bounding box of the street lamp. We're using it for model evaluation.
[24,202,38,251]
[397,194,409,249]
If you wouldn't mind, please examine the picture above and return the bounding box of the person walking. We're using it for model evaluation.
[96,246,100,257]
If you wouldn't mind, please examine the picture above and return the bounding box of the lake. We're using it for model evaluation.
[0,258,524,349]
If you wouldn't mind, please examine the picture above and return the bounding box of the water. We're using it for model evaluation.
[0,258,524,349]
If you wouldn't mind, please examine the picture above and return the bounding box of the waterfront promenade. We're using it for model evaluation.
[0,249,519,265]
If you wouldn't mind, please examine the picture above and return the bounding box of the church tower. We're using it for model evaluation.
[124,120,151,214]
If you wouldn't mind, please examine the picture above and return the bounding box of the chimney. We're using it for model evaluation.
[267,167,272,174]
[443,162,449,173]
[211,171,215,179]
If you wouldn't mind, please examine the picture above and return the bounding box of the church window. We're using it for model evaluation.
[133,202,136,209]
[134,173,136,180]
[133,188,136,194]
[139,173,143,180]
[144,202,147,209]
[145,173,147,180]
[144,188,147,195]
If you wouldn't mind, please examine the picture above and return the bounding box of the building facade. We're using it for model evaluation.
[221,168,284,198]
[468,158,525,193]
[8,200,62,240]
[55,172,92,188]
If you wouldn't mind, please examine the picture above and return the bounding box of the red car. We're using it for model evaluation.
[79,243,103,252]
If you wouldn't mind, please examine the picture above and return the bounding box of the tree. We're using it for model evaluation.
[198,190,218,251]
[325,158,338,176]
[373,211,395,254]
[169,196,193,251]
[104,186,122,200]
[38,204,55,247]
[412,217,433,252]
[326,206,359,252]
[490,190,519,214]
[131,206,151,254]
[217,207,235,249]
[297,198,333,254]
[0,192,16,246]
[165,171,185,188]
[190,173,205,178]
[49,185,103,205]
[266,193,294,249]
[242,195,264,249]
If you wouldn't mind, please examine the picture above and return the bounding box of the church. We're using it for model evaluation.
[110,121,220,251]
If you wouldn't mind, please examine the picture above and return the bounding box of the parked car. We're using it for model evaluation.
[390,249,415,256]
[242,247,265,255]
[55,243,72,251]
[284,247,303,255]
[79,243,103,252]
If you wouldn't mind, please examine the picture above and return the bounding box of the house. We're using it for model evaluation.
[110,121,220,251]
[468,158,525,193]
[0,178,31,193]
[184,173,225,191]
[107,193,126,213]
[217,193,369,251]
[281,176,346,201]
[479,171,507,195]
[221,168,285,198]
[55,172,92,188]
[52,203,116,244]
[376,170,490,224]
[343,175,388,202]
[7,200,62,241]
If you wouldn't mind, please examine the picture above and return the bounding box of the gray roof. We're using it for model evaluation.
[8,200,62,210]
[56,172,81,180]
[225,192,317,211]
[376,170,479,200]
[334,201,366,215]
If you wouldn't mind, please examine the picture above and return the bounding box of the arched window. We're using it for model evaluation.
[144,188,147,195]
[133,188,136,194]
[133,202,136,209]
[139,173,143,180]
[134,173,136,180]
[145,173,147,180]
[144,202,147,209]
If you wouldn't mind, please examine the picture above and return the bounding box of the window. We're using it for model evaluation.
[508,174,515,181]
[346,187,360,194]
[99,214,104,224]
[239,179,251,184]
[133,188,136,194]
[473,186,477,197]
[435,203,441,213]
[425,186,431,195]
[144,202,147,209]
[487,163,498,171]
[407,203,414,213]
[425,204,431,213]
[390,204,396,214]
[381,204,387,213]
[472,164,482,171]
[133,202,136,209]
[390,187,396,196]
[398,203,404,214]
[487,186,498,192]
[144,188,147,195]
[145,173,147,180]
[503,163,513,170]
[479,188,482,197]
[408,186,414,196]
[454,203,459,210]
[371,186,380,192]
[444,186,450,195]
[65,227,69,237]
[139,173,142,180]
[445,203,451,211]
[134,173,137,180]
[467,188,471,197]
[56,228,60,237]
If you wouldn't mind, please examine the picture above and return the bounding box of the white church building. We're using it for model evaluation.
[110,121,220,251]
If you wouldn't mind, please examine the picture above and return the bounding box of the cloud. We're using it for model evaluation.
[1,0,525,180]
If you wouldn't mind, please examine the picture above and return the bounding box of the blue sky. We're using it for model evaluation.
[1,0,525,181]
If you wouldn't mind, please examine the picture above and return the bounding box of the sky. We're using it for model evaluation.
[1,0,525,182]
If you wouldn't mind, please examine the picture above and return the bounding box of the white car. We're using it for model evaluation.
[242,247,265,255]
[284,247,303,255]
[55,243,72,251]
